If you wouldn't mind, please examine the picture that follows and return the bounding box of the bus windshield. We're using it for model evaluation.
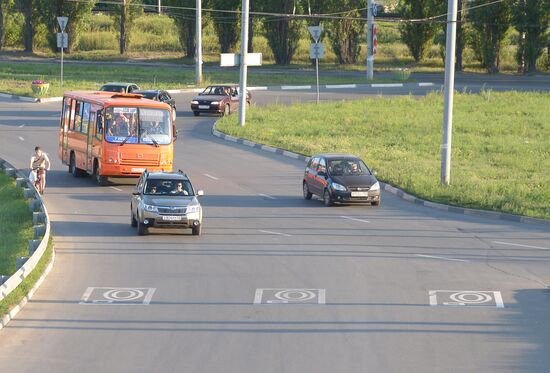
[104,107,171,145]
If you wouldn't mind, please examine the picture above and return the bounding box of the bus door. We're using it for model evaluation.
[85,106,95,173]
[61,97,72,163]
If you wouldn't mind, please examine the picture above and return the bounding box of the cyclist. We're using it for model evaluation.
[29,146,51,195]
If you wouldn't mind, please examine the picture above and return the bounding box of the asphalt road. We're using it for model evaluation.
[0,90,549,372]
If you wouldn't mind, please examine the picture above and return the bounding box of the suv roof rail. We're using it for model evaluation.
[177,169,187,177]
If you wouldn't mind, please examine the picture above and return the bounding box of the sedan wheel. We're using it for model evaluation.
[303,182,312,200]
[323,189,333,207]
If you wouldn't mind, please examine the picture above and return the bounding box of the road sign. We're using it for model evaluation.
[308,26,322,43]
[373,2,378,17]
[57,33,68,49]
[309,43,324,59]
[57,16,68,32]
[220,53,262,67]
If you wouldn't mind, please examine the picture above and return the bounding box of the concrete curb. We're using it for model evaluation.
[0,157,55,331]
[1,82,436,103]
[211,122,550,228]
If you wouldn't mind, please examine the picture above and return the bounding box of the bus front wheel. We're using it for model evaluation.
[93,161,108,186]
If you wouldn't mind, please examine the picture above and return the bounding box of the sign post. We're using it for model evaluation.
[57,17,68,87]
[308,26,323,104]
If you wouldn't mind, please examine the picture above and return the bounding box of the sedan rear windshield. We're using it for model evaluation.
[144,179,194,196]
[328,159,371,176]
[201,86,229,95]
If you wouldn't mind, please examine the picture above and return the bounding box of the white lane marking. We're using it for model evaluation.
[281,85,312,90]
[416,254,469,263]
[259,193,277,200]
[248,86,268,91]
[492,241,549,250]
[109,186,123,192]
[371,83,403,88]
[259,230,292,237]
[429,290,504,308]
[203,173,219,180]
[18,136,25,141]
[18,124,25,128]
[326,84,357,89]
[340,215,370,223]
[418,82,435,87]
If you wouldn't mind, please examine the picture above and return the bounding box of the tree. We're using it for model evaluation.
[469,0,511,73]
[510,0,549,73]
[398,0,438,62]
[257,1,304,65]
[431,0,467,71]
[14,0,37,52]
[110,0,143,55]
[324,0,366,64]
[164,0,196,58]
[35,0,95,53]
[209,0,240,53]
[0,0,12,50]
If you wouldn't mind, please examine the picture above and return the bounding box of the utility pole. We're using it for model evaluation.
[158,0,161,14]
[195,0,202,85]
[120,0,126,55]
[238,0,249,126]
[440,0,458,185]
[366,0,374,80]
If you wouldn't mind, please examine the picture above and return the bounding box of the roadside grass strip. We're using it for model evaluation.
[0,61,400,98]
[217,91,550,220]
[0,172,33,277]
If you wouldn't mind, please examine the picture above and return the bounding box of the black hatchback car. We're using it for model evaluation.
[303,154,381,206]
[134,90,177,121]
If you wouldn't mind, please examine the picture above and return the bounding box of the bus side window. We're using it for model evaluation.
[96,110,104,140]
[81,102,91,134]
[89,112,96,136]
[74,101,83,132]
[69,99,77,131]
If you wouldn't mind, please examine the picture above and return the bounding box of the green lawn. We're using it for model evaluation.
[0,171,33,277]
[0,61,401,98]
[218,91,550,220]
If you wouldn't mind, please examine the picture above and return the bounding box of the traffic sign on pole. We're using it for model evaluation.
[308,26,322,43]
[56,33,68,49]
[57,16,68,32]
[373,2,378,17]
[309,43,325,59]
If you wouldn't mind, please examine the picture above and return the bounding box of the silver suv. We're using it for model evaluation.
[131,170,204,236]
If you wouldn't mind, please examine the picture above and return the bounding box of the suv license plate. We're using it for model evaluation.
[162,216,183,221]
[351,192,369,197]
[131,167,146,173]
[198,105,210,109]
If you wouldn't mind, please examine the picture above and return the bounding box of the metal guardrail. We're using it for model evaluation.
[0,158,51,303]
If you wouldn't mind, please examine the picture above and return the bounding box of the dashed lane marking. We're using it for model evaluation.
[18,136,24,141]
[492,241,549,250]
[371,83,403,88]
[416,254,469,263]
[259,230,292,237]
[259,193,277,200]
[281,85,312,90]
[18,124,25,128]
[109,186,123,192]
[340,216,370,223]
[203,173,219,180]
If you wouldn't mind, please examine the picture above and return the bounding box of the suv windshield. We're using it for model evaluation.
[328,159,371,176]
[144,179,194,196]
[201,86,229,96]
[105,106,171,145]
[100,85,126,93]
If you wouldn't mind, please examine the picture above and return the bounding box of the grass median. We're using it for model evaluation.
[0,171,53,318]
[0,61,399,98]
[218,91,550,220]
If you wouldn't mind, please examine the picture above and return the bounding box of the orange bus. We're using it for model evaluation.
[58,91,175,185]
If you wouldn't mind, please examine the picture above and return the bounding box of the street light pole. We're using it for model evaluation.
[195,0,202,85]
[366,0,374,80]
[238,0,249,127]
[440,0,458,185]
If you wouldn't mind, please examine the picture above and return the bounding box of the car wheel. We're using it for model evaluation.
[303,182,312,200]
[130,207,137,227]
[323,189,333,207]
[193,111,200,117]
[192,224,202,236]
[137,217,148,236]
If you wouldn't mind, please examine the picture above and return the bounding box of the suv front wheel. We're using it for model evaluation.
[137,216,148,235]
[192,224,202,236]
